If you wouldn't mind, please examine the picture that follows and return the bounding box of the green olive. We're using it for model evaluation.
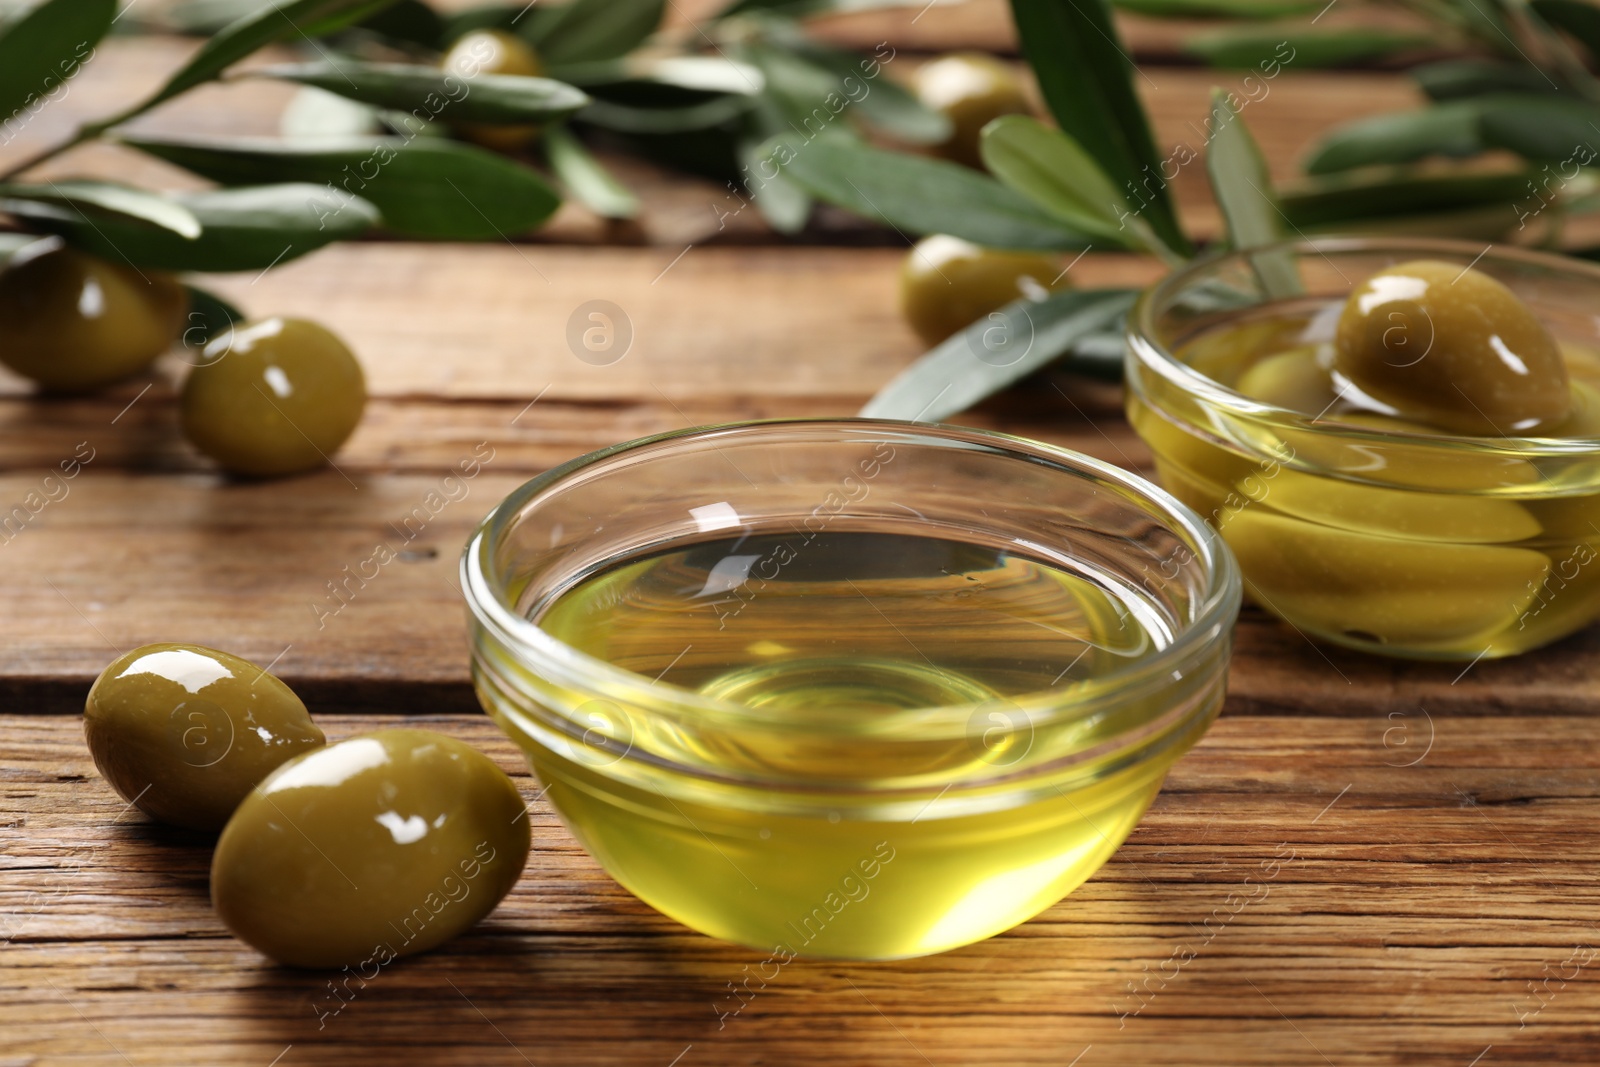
[181,317,366,478]
[900,235,1064,347]
[212,729,530,969]
[84,643,325,831]
[1220,508,1550,649]
[912,53,1030,168]
[441,30,544,152]
[0,240,184,391]
[1234,345,1338,413]
[1334,260,1569,435]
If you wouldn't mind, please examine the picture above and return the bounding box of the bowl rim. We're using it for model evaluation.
[1127,235,1600,458]
[460,417,1242,737]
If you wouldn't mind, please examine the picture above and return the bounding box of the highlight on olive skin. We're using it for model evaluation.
[1333,260,1570,435]
[83,643,326,832]
[0,239,185,392]
[911,53,1031,169]
[211,729,531,969]
[899,234,1066,347]
[180,317,367,478]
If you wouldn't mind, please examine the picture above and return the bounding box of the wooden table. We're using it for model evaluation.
[4,7,1599,1065]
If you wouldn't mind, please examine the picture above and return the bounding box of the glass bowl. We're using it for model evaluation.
[461,419,1240,959]
[1127,237,1600,661]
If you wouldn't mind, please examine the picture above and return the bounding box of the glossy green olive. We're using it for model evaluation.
[0,240,184,391]
[1334,260,1569,435]
[911,53,1030,168]
[212,729,530,969]
[84,643,325,831]
[900,235,1064,347]
[181,317,366,478]
[441,29,544,151]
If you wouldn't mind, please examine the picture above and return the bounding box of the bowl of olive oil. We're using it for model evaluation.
[462,420,1239,959]
[1128,237,1600,660]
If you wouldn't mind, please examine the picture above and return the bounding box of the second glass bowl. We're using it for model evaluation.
[1127,237,1600,661]
[463,419,1239,959]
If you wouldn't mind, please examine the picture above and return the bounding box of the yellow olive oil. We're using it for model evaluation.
[1130,299,1600,659]
[519,530,1198,958]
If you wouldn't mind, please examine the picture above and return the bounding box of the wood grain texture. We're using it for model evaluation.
[4,713,1598,1066]
[3,16,1598,1067]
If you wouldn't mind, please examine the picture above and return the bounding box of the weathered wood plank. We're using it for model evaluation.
[3,713,1597,1065]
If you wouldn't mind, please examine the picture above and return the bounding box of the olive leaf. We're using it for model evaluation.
[526,0,665,65]
[1530,0,1600,62]
[0,231,46,266]
[1413,59,1561,100]
[181,284,247,350]
[1187,28,1432,68]
[770,136,1094,251]
[778,41,951,145]
[545,124,639,219]
[555,56,764,96]
[1010,0,1190,256]
[252,61,591,124]
[280,85,384,138]
[122,134,562,239]
[581,94,756,134]
[1206,88,1300,299]
[859,288,1139,422]
[1477,94,1600,160]
[0,180,201,238]
[738,136,811,233]
[0,0,116,125]
[8,183,378,271]
[1280,170,1535,229]
[715,0,921,18]
[977,115,1145,251]
[1303,101,1485,174]
[355,0,443,49]
[1110,0,1322,15]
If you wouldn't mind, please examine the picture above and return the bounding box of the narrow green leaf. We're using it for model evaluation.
[356,0,443,48]
[527,0,664,65]
[122,134,562,240]
[180,285,247,349]
[715,0,920,18]
[545,124,639,219]
[136,0,399,115]
[0,180,201,238]
[859,288,1138,421]
[1530,0,1600,62]
[1187,28,1430,69]
[0,0,115,124]
[8,183,378,271]
[580,94,755,133]
[1412,59,1560,101]
[1111,0,1321,15]
[253,61,590,124]
[1477,94,1600,160]
[1206,88,1299,298]
[782,42,951,145]
[1303,101,1484,175]
[554,56,764,97]
[978,115,1138,248]
[441,5,523,40]
[768,135,1094,251]
[1279,170,1535,228]
[1010,0,1190,255]
[280,85,384,138]
[738,138,810,233]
